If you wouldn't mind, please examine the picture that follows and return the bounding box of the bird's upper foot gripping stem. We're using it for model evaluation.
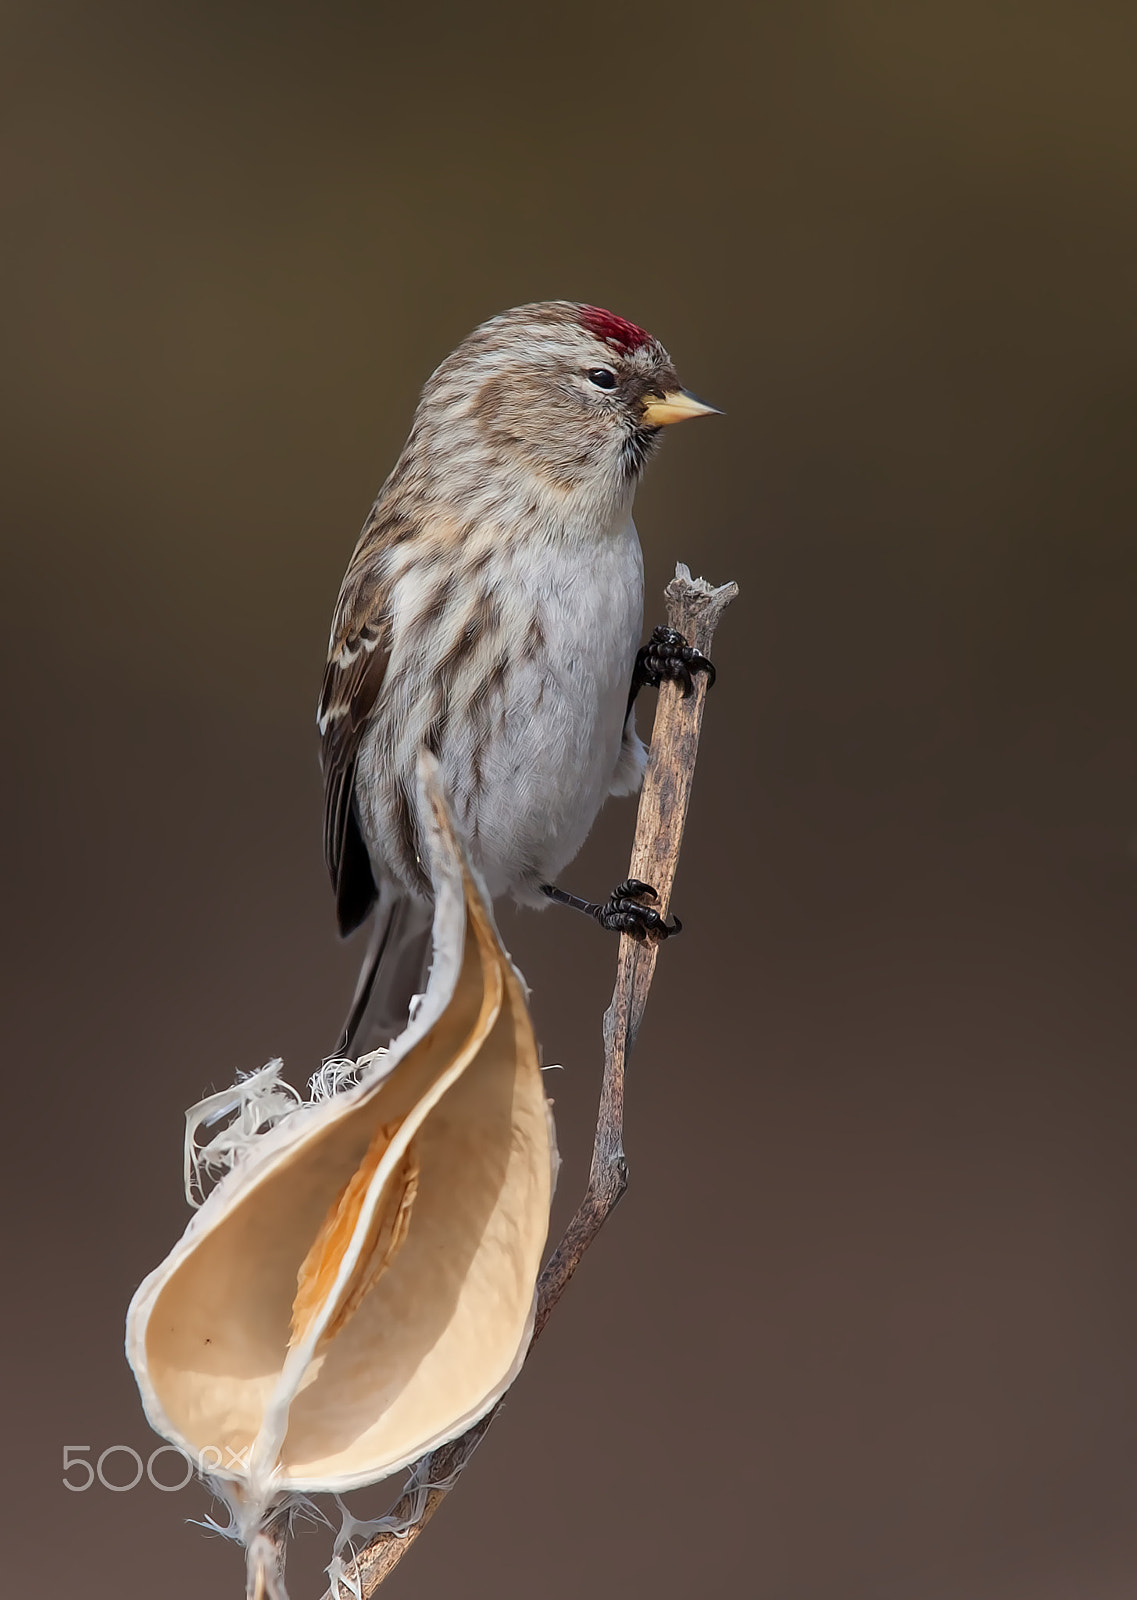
[628,625,716,716]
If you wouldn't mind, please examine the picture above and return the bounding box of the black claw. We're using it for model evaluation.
[595,879,681,941]
[630,626,716,711]
[614,878,657,901]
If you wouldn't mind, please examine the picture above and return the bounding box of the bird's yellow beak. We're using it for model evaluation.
[640,389,721,427]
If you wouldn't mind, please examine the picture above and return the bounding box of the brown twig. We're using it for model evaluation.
[319,564,738,1599]
[247,1519,289,1600]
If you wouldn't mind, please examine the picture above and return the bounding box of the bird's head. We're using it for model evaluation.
[409,301,717,523]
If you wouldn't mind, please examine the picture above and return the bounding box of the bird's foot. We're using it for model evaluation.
[633,625,716,699]
[596,878,681,939]
[542,878,681,940]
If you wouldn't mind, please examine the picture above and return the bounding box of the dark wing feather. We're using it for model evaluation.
[318,537,396,936]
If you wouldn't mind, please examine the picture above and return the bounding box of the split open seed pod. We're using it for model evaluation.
[126,753,557,1524]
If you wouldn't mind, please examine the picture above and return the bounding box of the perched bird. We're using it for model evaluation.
[318,301,717,1052]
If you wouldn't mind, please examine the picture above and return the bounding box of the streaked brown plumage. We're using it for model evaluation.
[319,301,715,1050]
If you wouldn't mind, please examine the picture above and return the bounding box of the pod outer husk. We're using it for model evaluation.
[126,755,556,1513]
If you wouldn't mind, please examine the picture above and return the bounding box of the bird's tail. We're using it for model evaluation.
[334,882,435,1058]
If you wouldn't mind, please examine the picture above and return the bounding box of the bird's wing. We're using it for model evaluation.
[318,524,397,936]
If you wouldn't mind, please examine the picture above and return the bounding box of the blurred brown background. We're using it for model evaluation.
[3,1,1137,1594]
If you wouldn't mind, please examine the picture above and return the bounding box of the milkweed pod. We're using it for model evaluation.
[125,754,557,1521]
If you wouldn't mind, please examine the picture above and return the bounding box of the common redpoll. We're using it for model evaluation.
[318,301,717,1051]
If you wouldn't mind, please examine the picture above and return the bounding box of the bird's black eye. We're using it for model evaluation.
[587,367,617,390]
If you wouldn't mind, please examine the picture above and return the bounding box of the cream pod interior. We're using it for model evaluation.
[126,755,557,1526]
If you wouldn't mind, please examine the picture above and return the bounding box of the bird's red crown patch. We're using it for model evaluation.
[579,305,654,354]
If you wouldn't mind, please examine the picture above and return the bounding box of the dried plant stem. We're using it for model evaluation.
[248,1521,289,1600]
[320,564,738,1599]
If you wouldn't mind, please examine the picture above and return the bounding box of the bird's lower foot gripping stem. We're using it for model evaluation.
[541,878,681,940]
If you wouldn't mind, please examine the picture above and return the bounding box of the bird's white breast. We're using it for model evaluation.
[469,513,644,902]
[354,504,645,907]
